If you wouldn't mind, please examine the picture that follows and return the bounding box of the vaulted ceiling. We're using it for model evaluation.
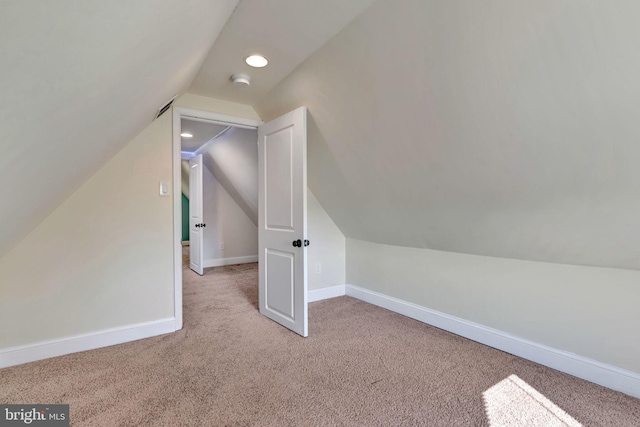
[3,0,640,271]
[252,0,640,270]
[0,0,371,259]
[189,0,375,105]
[0,0,238,258]
[180,119,229,153]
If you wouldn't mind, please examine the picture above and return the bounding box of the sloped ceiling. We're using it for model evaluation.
[6,0,639,271]
[189,0,375,105]
[180,121,258,226]
[255,0,640,270]
[0,0,238,258]
[180,119,229,153]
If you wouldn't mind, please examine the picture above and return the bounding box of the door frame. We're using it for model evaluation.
[172,107,262,330]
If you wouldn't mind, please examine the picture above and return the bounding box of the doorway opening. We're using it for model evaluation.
[181,119,258,274]
[173,106,309,337]
[172,108,262,330]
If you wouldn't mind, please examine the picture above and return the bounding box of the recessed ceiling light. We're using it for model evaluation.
[180,133,193,138]
[245,54,268,68]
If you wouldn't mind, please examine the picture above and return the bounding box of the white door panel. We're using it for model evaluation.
[265,127,294,230]
[258,107,308,337]
[265,249,295,319]
[189,154,204,275]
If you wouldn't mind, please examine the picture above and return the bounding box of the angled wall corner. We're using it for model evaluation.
[199,127,259,226]
[254,0,640,270]
[308,190,345,291]
[0,113,175,349]
[0,0,239,261]
[346,238,640,376]
[201,161,258,263]
[252,0,640,386]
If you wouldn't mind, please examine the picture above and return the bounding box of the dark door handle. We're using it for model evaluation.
[292,239,309,247]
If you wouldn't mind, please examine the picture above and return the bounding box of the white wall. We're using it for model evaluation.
[347,238,640,374]
[0,0,238,260]
[0,95,261,352]
[175,93,261,119]
[308,191,345,290]
[252,0,640,380]
[201,164,258,264]
[255,0,640,271]
[0,112,174,348]
[199,127,259,226]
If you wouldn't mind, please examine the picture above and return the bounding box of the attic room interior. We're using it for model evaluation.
[1,1,639,425]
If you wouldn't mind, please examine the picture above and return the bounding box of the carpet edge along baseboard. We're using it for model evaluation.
[344,284,640,400]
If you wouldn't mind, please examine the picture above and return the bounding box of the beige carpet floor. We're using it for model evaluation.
[1,256,639,426]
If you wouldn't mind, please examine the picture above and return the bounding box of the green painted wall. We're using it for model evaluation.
[181,194,189,242]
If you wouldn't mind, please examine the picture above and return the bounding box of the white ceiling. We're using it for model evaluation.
[181,119,229,153]
[0,0,377,258]
[4,0,639,271]
[0,0,239,258]
[189,0,376,105]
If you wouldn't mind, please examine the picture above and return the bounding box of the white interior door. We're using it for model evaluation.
[258,106,308,337]
[189,154,204,275]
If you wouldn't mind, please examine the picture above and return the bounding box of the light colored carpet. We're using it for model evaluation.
[1,256,639,426]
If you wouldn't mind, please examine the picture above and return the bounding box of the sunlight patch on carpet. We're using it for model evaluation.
[483,374,582,426]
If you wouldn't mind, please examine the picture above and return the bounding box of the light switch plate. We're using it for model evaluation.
[159,182,170,197]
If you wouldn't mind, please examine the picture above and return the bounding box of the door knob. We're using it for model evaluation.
[292,239,309,247]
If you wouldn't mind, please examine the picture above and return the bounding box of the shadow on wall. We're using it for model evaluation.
[306,112,358,237]
[200,127,258,226]
[254,0,640,271]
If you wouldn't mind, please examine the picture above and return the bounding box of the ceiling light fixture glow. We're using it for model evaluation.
[245,54,268,68]
[180,133,193,138]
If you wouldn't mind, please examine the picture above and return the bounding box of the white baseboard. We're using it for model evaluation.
[203,255,258,268]
[308,285,346,303]
[345,285,640,399]
[0,318,176,369]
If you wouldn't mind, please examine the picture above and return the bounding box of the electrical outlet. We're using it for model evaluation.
[219,242,225,250]
[315,263,322,274]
